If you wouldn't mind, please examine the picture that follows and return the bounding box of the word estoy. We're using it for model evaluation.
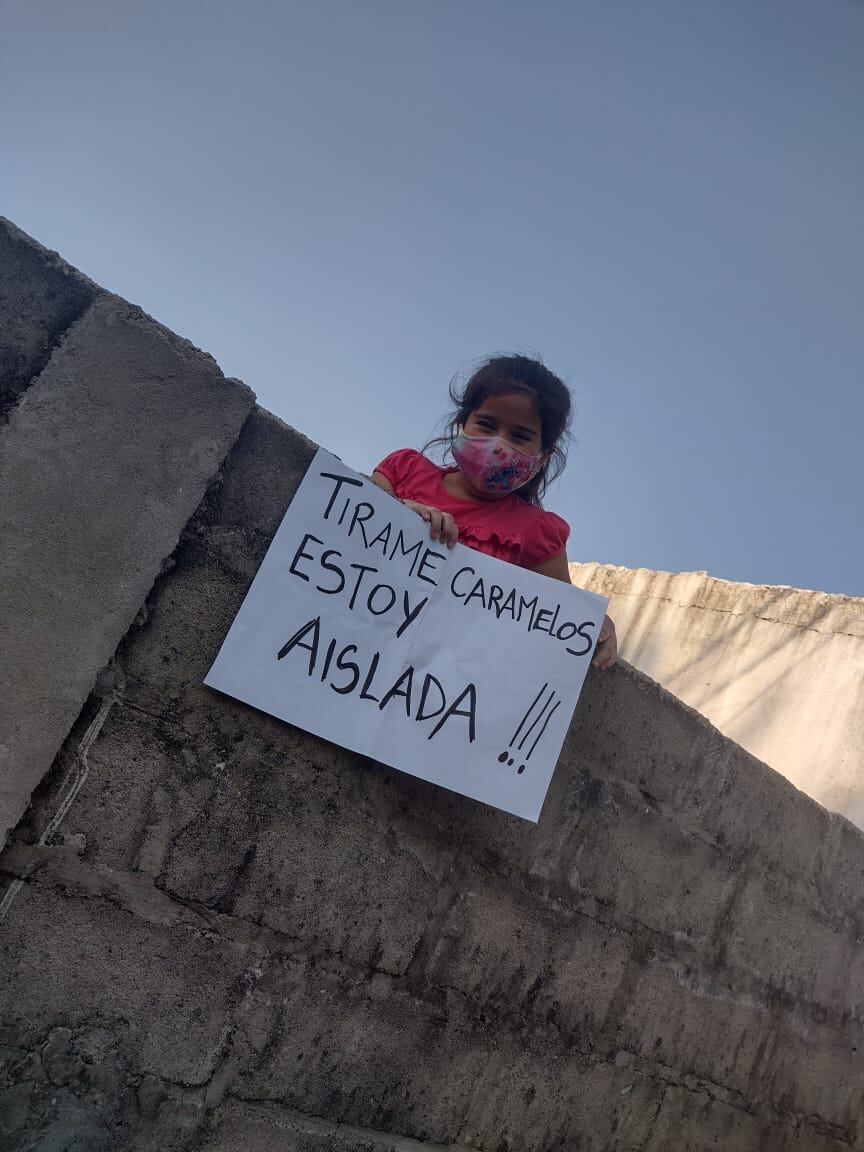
[276,615,477,742]
[289,531,436,639]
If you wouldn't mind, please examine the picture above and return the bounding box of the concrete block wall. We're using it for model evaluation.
[0,219,99,420]
[0,218,254,847]
[2,220,864,1151]
[568,562,864,828]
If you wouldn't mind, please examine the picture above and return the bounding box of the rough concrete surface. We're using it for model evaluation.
[0,292,254,847]
[0,217,100,419]
[569,562,864,828]
[2,222,864,1151]
[3,405,864,1151]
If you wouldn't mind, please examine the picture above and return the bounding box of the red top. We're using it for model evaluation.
[375,448,570,568]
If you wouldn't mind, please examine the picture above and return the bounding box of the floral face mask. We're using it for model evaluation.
[452,430,543,494]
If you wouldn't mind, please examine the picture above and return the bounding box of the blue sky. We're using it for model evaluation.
[3,0,863,595]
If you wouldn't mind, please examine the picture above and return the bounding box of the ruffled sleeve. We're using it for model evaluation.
[373,448,422,497]
[456,523,525,567]
[522,509,570,567]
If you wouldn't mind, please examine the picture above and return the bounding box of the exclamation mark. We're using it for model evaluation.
[498,683,561,774]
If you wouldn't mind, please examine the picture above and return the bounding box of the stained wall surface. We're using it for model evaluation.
[2,219,864,1152]
[569,563,864,828]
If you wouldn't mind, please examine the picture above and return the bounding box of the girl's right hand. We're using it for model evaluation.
[402,500,459,548]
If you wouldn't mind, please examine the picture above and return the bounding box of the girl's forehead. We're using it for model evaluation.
[473,390,541,427]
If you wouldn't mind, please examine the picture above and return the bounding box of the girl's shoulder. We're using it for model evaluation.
[375,444,449,499]
[501,500,570,567]
[375,447,437,479]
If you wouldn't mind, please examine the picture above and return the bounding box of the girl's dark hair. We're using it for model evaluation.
[426,354,573,505]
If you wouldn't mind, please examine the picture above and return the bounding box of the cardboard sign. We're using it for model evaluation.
[205,448,607,821]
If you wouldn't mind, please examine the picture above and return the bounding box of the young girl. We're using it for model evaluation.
[372,355,617,670]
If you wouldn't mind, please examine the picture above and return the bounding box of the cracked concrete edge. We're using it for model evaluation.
[0,217,103,415]
[586,586,864,641]
[0,217,102,291]
[569,560,864,635]
[0,291,256,849]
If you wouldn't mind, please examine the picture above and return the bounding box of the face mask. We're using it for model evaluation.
[452,430,543,494]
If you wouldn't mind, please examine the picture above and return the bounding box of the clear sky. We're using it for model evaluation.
[3,0,863,595]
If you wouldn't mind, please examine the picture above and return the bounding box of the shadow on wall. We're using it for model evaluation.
[593,574,864,825]
[622,584,799,726]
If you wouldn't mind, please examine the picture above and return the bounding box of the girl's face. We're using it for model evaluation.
[463,391,544,455]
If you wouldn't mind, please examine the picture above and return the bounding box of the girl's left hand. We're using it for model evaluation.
[592,615,618,670]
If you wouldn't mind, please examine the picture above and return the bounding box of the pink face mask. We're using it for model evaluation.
[452,431,543,494]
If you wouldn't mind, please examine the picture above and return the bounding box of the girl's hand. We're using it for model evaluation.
[402,500,459,548]
[592,615,618,670]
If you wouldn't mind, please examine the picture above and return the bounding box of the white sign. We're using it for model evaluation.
[205,448,607,822]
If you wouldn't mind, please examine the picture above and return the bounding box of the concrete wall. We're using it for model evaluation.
[0,218,254,848]
[569,563,864,828]
[0,219,99,421]
[3,219,864,1151]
